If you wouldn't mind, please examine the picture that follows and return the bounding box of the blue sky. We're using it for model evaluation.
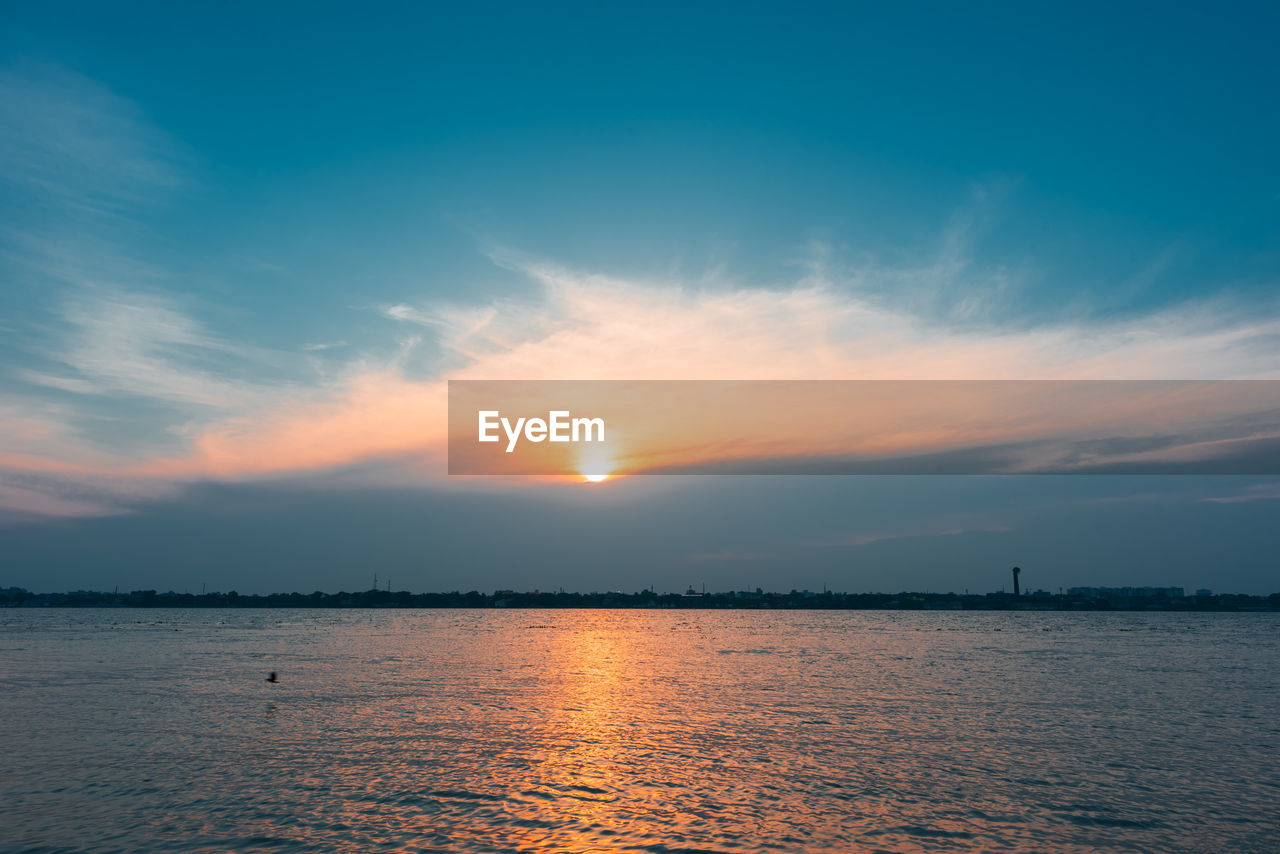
[1,2,1278,593]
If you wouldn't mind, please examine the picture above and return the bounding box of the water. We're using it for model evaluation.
[2,609,1278,853]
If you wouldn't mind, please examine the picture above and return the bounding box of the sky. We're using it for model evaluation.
[1,2,1279,594]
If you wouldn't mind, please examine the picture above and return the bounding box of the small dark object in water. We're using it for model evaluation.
[266,671,278,683]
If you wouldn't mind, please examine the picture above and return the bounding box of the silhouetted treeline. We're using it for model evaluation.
[2,586,1278,611]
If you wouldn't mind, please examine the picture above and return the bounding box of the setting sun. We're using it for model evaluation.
[577,445,617,483]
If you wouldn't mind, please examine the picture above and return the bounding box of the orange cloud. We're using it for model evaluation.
[3,263,1280,515]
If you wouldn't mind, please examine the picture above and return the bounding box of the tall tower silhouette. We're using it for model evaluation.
[1012,566,1021,597]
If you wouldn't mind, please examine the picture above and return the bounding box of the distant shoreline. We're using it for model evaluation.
[4,588,1278,612]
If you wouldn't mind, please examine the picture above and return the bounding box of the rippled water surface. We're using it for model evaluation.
[2,609,1279,853]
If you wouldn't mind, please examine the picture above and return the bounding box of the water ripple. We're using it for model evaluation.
[2,609,1278,853]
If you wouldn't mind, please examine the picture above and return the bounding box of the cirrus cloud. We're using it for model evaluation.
[4,257,1279,520]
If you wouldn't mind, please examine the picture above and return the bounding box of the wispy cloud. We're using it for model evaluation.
[1201,483,1280,504]
[0,481,121,521]
[0,61,181,217]
[24,289,286,409]
[2,67,1279,517]
[0,63,317,483]
[410,259,1280,381]
[5,253,1280,517]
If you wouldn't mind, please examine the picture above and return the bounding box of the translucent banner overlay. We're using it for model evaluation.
[448,380,1280,476]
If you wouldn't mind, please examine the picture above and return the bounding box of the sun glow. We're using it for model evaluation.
[577,445,617,483]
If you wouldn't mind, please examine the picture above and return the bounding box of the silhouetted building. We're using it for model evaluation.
[1067,586,1185,599]
[1012,566,1021,597]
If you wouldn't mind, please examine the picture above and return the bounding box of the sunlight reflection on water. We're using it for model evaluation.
[1,609,1278,853]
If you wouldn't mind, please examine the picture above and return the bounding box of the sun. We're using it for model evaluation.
[576,446,617,484]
